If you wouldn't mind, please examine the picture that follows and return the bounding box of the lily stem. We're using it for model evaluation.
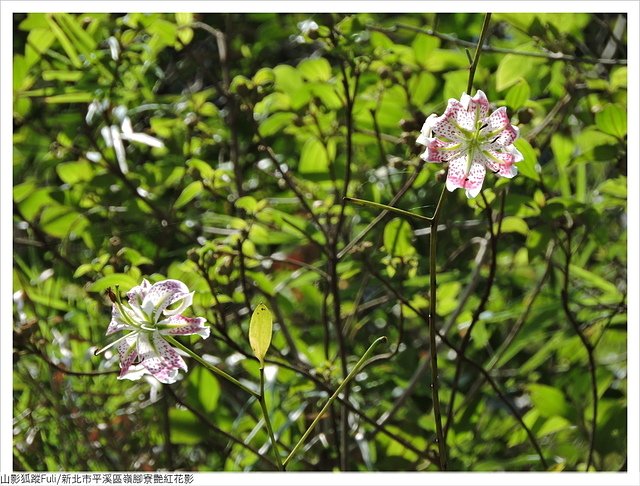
[282,336,387,470]
[430,11,493,471]
[428,185,448,470]
[163,335,259,399]
[467,13,493,95]
[344,197,434,222]
[259,366,284,470]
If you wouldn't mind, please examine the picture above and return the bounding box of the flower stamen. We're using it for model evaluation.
[417,90,522,198]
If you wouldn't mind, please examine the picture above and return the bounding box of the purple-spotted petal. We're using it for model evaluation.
[127,279,152,307]
[141,279,193,323]
[417,91,520,198]
[135,332,187,384]
[429,100,470,141]
[158,315,210,339]
[485,124,519,148]
[416,114,438,146]
[482,107,512,135]
[118,364,148,381]
[507,144,524,163]
[461,90,490,119]
[447,98,478,132]
[107,305,135,335]
[117,333,139,379]
[483,148,520,178]
[420,138,462,163]
[463,162,486,198]
[445,154,486,199]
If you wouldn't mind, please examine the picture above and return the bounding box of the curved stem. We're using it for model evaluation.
[163,335,259,399]
[428,185,448,470]
[443,191,503,443]
[560,228,598,471]
[344,197,434,222]
[467,14,493,95]
[282,336,387,470]
[369,23,626,66]
[259,367,284,470]
[431,12,492,471]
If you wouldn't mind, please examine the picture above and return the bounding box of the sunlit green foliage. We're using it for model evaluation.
[13,12,627,472]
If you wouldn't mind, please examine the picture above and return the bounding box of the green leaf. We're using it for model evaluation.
[299,137,329,175]
[408,71,437,106]
[513,138,540,181]
[235,195,258,213]
[169,408,205,445]
[44,92,94,104]
[495,52,541,92]
[538,416,572,436]
[383,218,415,256]
[176,12,193,45]
[598,177,626,199]
[13,181,37,203]
[17,187,54,220]
[45,14,82,68]
[56,160,94,184]
[175,12,193,26]
[258,112,296,137]
[42,70,84,82]
[437,281,461,316]
[249,303,273,368]
[610,67,627,90]
[188,367,220,414]
[246,271,276,296]
[422,48,468,72]
[412,33,439,66]
[375,85,406,129]
[25,28,56,68]
[117,247,153,266]
[551,134,573,167]
[13,55,32,91]
[497,216,529,235]
[273,64,309,109]
[443,70,468,101]
[27,292,71,312]
[370,31,393,49]
[53,13,97,54]
[40,205,89,238]
[19,13,49,30]
[569,265,622,298]
[298,58,332,82]
[147,19,178,47]
[187,158,215,181]
[174,181,203,209]
[253,67,275,86]
[528,384,569,418]
[596,104,626,139]
[89,273,140,293]
[505,79,530,111]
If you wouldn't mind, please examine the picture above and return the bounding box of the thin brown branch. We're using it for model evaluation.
[370,23,627,66]
[560,227,598,471]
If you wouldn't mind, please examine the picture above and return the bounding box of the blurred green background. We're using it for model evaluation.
[13,12,627,471]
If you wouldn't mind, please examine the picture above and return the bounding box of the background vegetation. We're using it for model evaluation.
[13,12,627,472]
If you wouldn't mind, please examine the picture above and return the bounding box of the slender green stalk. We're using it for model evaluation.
[163,335,259,399]
[344,197,434,223]
[259,367,284,470]
[282,336,387,470]
[467,14,493,95]
[428,12,493,471]
[426,185,448,470]
[166,335,285,469]
[339,13,492,471]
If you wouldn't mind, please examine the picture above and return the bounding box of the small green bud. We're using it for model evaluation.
[249,303,273,368]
